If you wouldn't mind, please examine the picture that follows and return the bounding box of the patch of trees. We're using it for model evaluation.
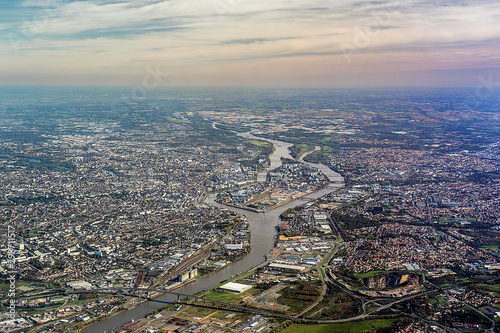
[466,170,500,184]
[375,318,412,333]
[331,211,379,232]
[79,293,98,301]
[214,123,249,133]
[254,282,278,290]
[315,284,360,319]
[289,144,309,159]
[0,130,47,143]
[441,309,491,328]
[281,281,320,301]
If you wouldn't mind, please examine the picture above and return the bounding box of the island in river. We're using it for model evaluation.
[82,130,344,333]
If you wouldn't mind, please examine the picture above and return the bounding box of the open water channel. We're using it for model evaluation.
[84,130,343,333]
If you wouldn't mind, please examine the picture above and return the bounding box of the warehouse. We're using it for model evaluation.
[218,282,253,293]
[268,263,307,272]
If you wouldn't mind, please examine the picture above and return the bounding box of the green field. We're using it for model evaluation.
[476,283,500,291]
[278,297,313,315]
[281,319,395,333]
[245,140,271,147]
[0,281,44,292]
[353,270,391,279]
[320,247,338,266]
[203,288,254,303]
[319,267,326,279]
[480,245,499,251]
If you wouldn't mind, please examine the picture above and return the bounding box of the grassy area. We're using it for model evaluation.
[319,268,326,279]
[297,144,309,151]
[293,144,311,157]
[278,297,312,315]
[304,145,336,162]
[320,246,338,266]
[177,305,253,325]
[436,296,447,303]
[353,270,391,279]
[281,319,395,333]
[278,282,322,315]
[475,283,500,291]
[245,140,271,147]
[0,281,43,292]
[426,296,449,305]
[203,288,254,303]
[178,304,226,318]
[480,245,499,251]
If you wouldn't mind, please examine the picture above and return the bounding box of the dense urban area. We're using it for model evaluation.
[1,87,499,333]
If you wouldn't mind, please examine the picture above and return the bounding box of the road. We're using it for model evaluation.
[297,244,341,317]
[71,271,439,326]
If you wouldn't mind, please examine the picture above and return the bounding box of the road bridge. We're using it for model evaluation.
[67,285,438,325]
[68,287,315,323]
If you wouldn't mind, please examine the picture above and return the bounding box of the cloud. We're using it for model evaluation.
[1,0,500,86]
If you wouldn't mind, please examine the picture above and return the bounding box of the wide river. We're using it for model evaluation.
[84,131,344,333]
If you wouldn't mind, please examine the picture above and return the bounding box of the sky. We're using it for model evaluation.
[0,0,500,87]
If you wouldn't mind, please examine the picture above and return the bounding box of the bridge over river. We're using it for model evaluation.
[83,127,344,333]
[74,284,440,327]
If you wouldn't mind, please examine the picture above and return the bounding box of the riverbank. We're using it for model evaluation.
[82,128,344,333]
[219,185,324,213]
